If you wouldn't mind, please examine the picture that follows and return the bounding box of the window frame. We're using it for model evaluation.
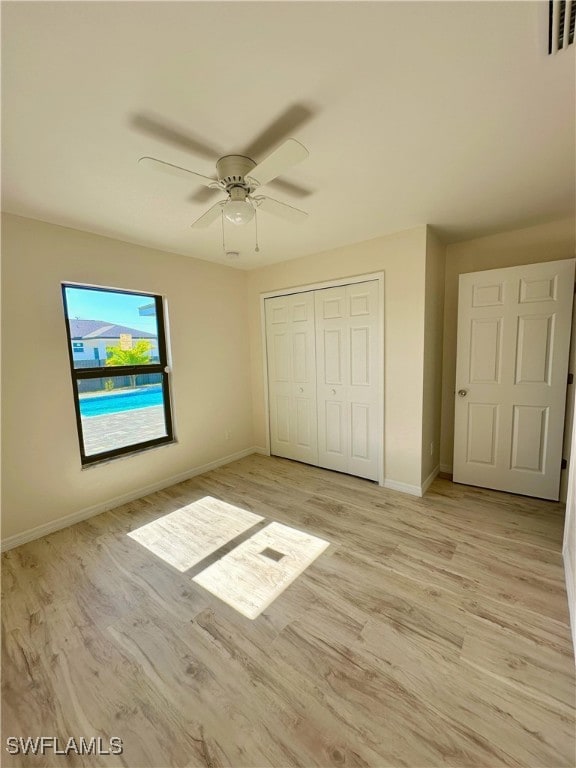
[61,283,174,466]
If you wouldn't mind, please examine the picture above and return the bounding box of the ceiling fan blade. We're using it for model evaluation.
[130,113,221,161]
[138,157,218,188]
[246,139,309,188]
[269,177,312,199]
[191,201,225,229]
[189,186,221,204]
[254,195,308,222]
[241,103,315,160]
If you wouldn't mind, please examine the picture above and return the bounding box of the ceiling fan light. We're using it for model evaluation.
[224,199,255,225]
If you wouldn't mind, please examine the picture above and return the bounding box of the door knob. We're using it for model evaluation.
[458,389,468,397]
[298,387,304,393]
[331,389,336,395]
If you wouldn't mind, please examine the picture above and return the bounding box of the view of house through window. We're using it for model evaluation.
[62,284,173,464]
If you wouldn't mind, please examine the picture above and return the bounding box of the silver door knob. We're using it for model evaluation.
[331,389,336,395]
[298,387,304,393]
[458,389,468,397]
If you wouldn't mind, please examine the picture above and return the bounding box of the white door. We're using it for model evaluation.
[454,259,575,500]
[315,281,380,481]
[265,292,318,465]
[563,377,576,657]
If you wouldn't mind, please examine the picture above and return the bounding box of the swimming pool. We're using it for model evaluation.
[79,385,163,417]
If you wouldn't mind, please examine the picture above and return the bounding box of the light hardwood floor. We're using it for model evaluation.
[2,454,575,767]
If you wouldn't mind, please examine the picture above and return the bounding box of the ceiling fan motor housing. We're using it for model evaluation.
[216,155,256,191]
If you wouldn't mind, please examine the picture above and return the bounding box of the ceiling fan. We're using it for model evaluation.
[138,139,310,229]
[132,103,314,230]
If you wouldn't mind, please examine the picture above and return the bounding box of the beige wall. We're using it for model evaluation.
[440,217,576,473]
[247,226,428,491]
[422,228,446,483]
[1,213,254,541]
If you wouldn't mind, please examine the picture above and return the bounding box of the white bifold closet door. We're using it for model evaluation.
[265,281,380,482]
[315,282,380,480]
[265,291,319,465]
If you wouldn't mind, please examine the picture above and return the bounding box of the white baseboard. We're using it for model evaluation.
[421,465,440,495]
[440,463,453,475]
[1,447,261,553]
[563,545,576,664]
[384,465,440,498]
[383,479,423,497]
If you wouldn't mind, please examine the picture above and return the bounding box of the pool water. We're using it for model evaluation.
[79,385,163,417]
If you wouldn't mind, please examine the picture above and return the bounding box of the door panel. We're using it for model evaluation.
[322,328,344,384]
[322,296,345,319]
[292,332,309,382]
[325,400,346,456]
[316,286,349,473]
[511,405,548,473]
[454,259,575,500]
[347,282,380,480]
[272,333,290,381]
[469,318,502,383]
[275,396,290,444]
[515,314,553,384]
[315,281,380,480]
[295,397,314,448]
[350,327,370,385]
[519,275,557,303]
[466,403,498,465]
[265,292,318,465]
[472,281,505,307]
[351,403,370,459]
[292,299,309,322]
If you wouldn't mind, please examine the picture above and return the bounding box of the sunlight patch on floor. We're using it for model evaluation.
[193,522,330,619]
[127,496,263,571]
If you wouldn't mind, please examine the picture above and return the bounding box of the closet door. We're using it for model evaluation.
[265,292,318,465]
[315,286,349,473]
[316,281,380,480]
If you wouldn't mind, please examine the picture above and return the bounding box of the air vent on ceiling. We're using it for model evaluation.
[549,0,575,54]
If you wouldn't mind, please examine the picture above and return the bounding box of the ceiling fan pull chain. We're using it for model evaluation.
[221,209,227,255]
[254,207,260,253]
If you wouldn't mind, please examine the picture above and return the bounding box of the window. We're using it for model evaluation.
[62,284,174,465]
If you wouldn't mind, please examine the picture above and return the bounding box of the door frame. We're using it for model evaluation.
[259,271,385,487]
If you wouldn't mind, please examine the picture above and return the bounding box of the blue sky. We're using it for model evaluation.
[64,286,158,334]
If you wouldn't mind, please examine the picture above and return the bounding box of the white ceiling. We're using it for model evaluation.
[2,1,574,269]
